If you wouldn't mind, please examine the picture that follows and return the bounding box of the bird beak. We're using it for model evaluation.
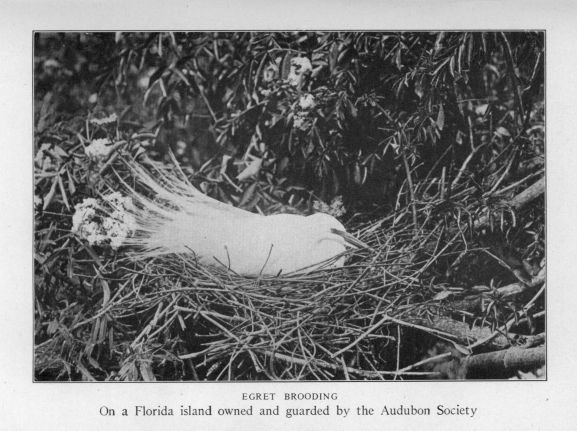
[330,228,372,250]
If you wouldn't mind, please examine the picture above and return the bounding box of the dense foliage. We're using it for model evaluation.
[34,32,544,381]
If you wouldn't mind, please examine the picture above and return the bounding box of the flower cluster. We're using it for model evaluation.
[262,64,278,83]
[292,93,317,131]
[71,193,135,249]
[90,113,118,126]
[85,138,114,161]
[298,93,316,110]
[287,57,312,87]
[313,196,346,218]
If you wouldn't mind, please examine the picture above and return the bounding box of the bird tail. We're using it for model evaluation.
[115,154,253,259]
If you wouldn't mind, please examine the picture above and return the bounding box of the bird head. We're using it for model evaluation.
[307,213,370,250]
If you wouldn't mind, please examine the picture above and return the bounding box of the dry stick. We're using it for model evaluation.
[330,315,390,358]
[401,146,419,236]
[462,345,545,378]
[263,351,440,378]
[395,352,452,374]
[493,169,544,197]
[332,313,471,361]
[452,142,488,189]
[484,154,515,197]
[410,315,511,351]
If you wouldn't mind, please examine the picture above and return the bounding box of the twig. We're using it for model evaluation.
[330,315,390,358]
[263,351,441,378]
[400,145,419,236]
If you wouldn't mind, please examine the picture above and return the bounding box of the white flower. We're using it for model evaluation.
[293,112,312,131]
[291,57,312,73]
[313,196,346,218]
[101,213,135,249]
[298,93,316,110]
[287,57,313,87]
[85,138,113,160]
[90,113,118,125]
[71,198,98,232]
[293,115,306,130]
[71,195,135,249]
[262,64,278,83]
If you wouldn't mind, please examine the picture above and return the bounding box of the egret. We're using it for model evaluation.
[120,159,365,277]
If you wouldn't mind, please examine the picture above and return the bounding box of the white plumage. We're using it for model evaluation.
[122,158,360,277]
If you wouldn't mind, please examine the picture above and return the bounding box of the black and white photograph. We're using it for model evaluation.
[33,31,545,382]
[5,1,577,429]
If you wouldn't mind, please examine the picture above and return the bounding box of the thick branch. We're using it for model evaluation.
[461,345,545,378]
[408,315,544,351]
[450,264,546,313]
[474,177,544,229]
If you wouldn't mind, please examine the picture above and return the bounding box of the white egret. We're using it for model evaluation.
[121,158,365,277]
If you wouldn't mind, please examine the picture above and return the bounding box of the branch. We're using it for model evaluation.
[474,177,544,229]
[401,147,419,236]
[461,345,545,378]
[408,315,544,352]
[262,350,440,378]
[450,264,545,313]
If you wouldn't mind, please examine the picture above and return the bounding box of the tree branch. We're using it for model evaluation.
[461,345,545,378]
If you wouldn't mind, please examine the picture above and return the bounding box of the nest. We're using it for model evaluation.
[40,205,463,381]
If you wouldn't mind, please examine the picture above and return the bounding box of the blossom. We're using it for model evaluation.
[287,57,312,87]
[71,198,99,236]
[90,113,118,125]
[71,194,135,249]
[262,64,278,83]
[298,93,316,110]
[313,196,346,218]
[85,138,113,160]
[293,114,308,131]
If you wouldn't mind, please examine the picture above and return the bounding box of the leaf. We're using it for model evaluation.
[147,64,167,89]
[43,176,59,210]
[57,175,70,211]
[139,363,156,382]
[236,158,262,182]
[238,182,258,207]
[76,362,96,381]
[433,290,453,301]
[436,104,445,131]
[100,278,111,307]
[495,126,511,137]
